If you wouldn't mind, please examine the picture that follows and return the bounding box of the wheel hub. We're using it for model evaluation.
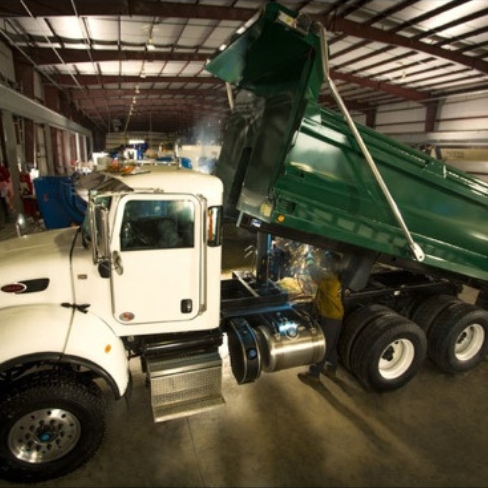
[8,408,81,464]
[455,324,485,361]
[379,339,415,379]
[37,424,59,443]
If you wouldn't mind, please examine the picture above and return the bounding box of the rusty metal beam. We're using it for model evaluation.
[53,74,222,85]
[76,98,228,107]
[331,71,430,103]
[25,48,209,65]
[69,88,224,100]
[318,93,373,114]
[324,16,488,75]
[0,0,258,20]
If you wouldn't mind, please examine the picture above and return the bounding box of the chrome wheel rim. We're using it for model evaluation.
[8,408,81,463]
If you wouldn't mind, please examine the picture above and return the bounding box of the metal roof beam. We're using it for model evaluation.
[26,48,209,65]
[324,17,488,74]
[0,83,90,135]
[0,0,257,21]
[53,74,221,85]
[69,88,222,99]
[331,71,430,103]
[76,98,228,109]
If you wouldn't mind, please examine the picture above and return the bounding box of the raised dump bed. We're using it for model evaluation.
[206,2,488,287]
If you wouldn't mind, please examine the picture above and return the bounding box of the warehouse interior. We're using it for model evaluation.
[0,221,487,488]
[0,1,488,487]
[0,0,487,197]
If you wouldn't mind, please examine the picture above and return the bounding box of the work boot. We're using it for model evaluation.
[321,362,338,378]
[297,371,321,386]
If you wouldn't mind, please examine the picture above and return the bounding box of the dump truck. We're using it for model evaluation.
[1,2,488,483]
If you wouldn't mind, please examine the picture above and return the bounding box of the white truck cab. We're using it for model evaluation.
[77,166,224,336]
[0,166,229,483]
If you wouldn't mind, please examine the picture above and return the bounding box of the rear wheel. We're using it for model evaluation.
[338,304,397,371]
[349,314,427,392]
[0,370,106,484]
[409,293,462,335]
[428,302,488,373]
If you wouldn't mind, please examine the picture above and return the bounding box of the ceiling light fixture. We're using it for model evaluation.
[147,38,155,51]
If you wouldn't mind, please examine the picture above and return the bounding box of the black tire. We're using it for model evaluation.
[338,304,397,371]
[410,293,462,336]
[428,302,488,374]
[403,293,435,319]
[349,314,427,392]
[0,370,106,484]
[393,294,418,317]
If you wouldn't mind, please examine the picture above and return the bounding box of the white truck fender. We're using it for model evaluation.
[0,304,130,398]
[63,309,130,398]
[0,304,71,363]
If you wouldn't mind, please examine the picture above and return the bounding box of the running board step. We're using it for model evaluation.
[147,350,225,422]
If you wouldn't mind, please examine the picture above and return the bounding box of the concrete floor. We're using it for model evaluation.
[0,221,488,487]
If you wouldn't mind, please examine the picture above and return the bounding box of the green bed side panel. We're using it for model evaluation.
[269,103,488,282]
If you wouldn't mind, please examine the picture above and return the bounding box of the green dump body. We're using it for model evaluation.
[206,2,488,286]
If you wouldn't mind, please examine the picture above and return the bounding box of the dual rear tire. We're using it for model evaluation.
[338,296,488,392]
[425,301,488,373]
[409,294,488,373]
[339,304,426,392]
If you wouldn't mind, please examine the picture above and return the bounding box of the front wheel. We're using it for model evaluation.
[0,370,106,484]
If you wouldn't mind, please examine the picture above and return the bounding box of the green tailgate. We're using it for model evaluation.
[206,2,488,285]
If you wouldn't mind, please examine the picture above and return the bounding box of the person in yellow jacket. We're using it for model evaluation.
[298,250,344,385]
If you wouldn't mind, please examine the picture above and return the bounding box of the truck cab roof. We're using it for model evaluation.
[75,166,223,205]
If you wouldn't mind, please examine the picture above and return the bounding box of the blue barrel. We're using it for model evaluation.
[33,175,86,229]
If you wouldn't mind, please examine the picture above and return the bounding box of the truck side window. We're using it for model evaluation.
[120,199,195,251]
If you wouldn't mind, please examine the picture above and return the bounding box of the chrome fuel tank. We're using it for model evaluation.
[256,318,325,373]
[226,308,325,384]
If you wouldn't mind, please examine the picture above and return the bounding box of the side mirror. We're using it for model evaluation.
[89,203,111,264]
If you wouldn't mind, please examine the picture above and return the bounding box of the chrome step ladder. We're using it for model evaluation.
[146,350,225,422]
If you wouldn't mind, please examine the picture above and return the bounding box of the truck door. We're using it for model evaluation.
[110,193,203,325]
